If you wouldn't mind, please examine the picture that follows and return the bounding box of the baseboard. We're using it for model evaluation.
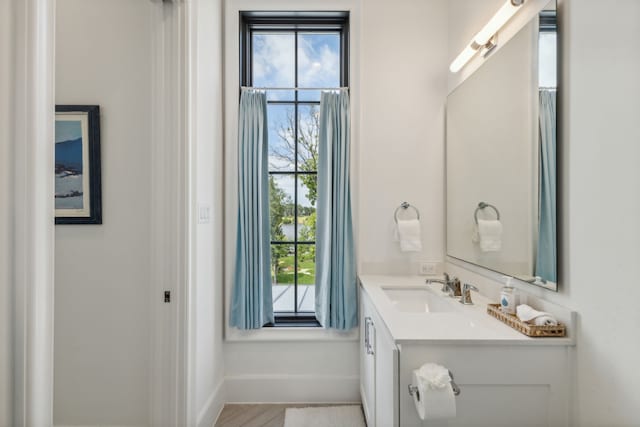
[225,374,360,403]
[197,379,226,427]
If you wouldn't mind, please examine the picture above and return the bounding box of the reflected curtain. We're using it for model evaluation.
[535,89,557,282]
[315,91,357,330]
[230,89,273,329]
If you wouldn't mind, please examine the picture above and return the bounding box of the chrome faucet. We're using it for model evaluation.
[426,272,458,297]
[460,283,479,305]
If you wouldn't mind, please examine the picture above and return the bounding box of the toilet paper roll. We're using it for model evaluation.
[412,370,457,420]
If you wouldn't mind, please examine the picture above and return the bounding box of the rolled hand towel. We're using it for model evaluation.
[476,219,502,252]
[396,219,422,252]
[516,304,558,326]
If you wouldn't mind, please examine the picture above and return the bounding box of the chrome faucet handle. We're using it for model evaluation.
[460,283,479,305]
[440,272,451,293]
[445,276,459,297]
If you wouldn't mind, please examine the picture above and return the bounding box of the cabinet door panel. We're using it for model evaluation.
[360,299,376,426]
[450,385,549,427]
[375,319,398,427]
[398,345,569,427]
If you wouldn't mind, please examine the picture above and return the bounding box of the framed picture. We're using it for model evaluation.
[55,105,102,224]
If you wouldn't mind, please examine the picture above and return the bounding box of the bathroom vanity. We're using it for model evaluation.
[359,275,574,427]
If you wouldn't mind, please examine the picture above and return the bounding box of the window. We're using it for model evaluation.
[240,12,349,324]
[538,10,557,88]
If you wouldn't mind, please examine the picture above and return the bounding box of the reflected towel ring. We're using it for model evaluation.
[394,202,420,224]
[474,202,500,224]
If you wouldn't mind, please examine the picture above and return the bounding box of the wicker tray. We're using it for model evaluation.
[486,304,566,337]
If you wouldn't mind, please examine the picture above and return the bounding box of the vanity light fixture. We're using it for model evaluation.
[449,0,526,73]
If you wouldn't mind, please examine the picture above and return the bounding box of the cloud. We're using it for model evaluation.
[253,34,295,88]
[297,35,340,88]
[252,33,340,93]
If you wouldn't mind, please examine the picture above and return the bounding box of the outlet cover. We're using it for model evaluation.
[419,262,437,275]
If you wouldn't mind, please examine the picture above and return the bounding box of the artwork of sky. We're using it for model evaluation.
[56,120,82,143]
[253,32,340,208]
[55,119,84,210]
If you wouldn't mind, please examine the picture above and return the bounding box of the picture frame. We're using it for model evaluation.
[55,105,102,224]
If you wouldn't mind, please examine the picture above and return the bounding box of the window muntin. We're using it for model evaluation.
[241,14,348,322]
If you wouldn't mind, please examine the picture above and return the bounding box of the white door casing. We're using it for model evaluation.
[1,0,56,425]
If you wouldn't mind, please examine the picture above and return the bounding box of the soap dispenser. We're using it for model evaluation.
[500,276,519,315]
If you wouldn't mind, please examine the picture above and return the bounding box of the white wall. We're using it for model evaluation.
[446,1,640,425]
[358,0,448,276]
[191,0,226,425]
[54,1,152,425]
[0,0,13,424]
[560,0,640,423]
[222,0,448,403]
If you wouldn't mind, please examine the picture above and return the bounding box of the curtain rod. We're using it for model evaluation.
[241,86,349,91]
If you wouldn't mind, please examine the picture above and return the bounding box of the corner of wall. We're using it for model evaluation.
[197,379,226,427]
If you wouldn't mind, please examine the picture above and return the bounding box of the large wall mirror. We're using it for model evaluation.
[446,1,558,290]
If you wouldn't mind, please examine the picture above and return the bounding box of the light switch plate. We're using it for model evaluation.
[198,204,211,224]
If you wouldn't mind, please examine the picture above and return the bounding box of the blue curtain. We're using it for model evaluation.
[230,89,273,329]
[535,89,557,283]
[315,91,357,330]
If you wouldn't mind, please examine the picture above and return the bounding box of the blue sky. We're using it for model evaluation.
[254,32,340,208]
[539,32,557,87]
[252,32,340,94]
[55,120,82,143]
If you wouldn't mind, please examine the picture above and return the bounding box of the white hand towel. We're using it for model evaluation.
[516,304,558,326]
[477,219,502,252]
[396,219,422,252]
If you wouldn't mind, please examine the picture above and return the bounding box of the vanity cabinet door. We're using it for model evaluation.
[375,317,399,427]
[360,295,376,427]
[398,345,570,427]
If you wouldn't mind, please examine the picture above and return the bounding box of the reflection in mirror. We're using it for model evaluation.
[446,2,557,290]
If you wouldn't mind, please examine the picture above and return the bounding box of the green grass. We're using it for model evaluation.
[273,254,316,285]
[280,215,310,225]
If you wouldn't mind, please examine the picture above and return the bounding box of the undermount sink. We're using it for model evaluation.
[381,287,454,313]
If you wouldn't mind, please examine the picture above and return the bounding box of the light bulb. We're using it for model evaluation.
[449,45,478,73]
[473,0,524,46]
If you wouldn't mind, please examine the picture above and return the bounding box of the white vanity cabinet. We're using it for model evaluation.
[359,277,573,427]
[360,289,399,427]
[397,344,570,427]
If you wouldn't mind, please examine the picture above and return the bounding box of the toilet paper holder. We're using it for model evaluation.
[408,370,461,399]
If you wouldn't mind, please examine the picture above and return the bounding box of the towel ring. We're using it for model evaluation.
[474,202,500,224]
[394,202,420,224]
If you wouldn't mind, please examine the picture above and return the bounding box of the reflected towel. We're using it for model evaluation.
[476,219,502,252]
[516,304,558,326]
[396,219,422,252]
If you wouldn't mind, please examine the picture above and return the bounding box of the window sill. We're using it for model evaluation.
[225,323,359,342]
[266,313,321,328]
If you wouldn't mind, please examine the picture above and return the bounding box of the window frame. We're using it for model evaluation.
[239,12,349,326]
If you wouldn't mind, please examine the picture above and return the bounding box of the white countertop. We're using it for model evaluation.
[359,275,575,346]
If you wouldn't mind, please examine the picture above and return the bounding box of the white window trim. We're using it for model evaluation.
[223,0,361,342]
